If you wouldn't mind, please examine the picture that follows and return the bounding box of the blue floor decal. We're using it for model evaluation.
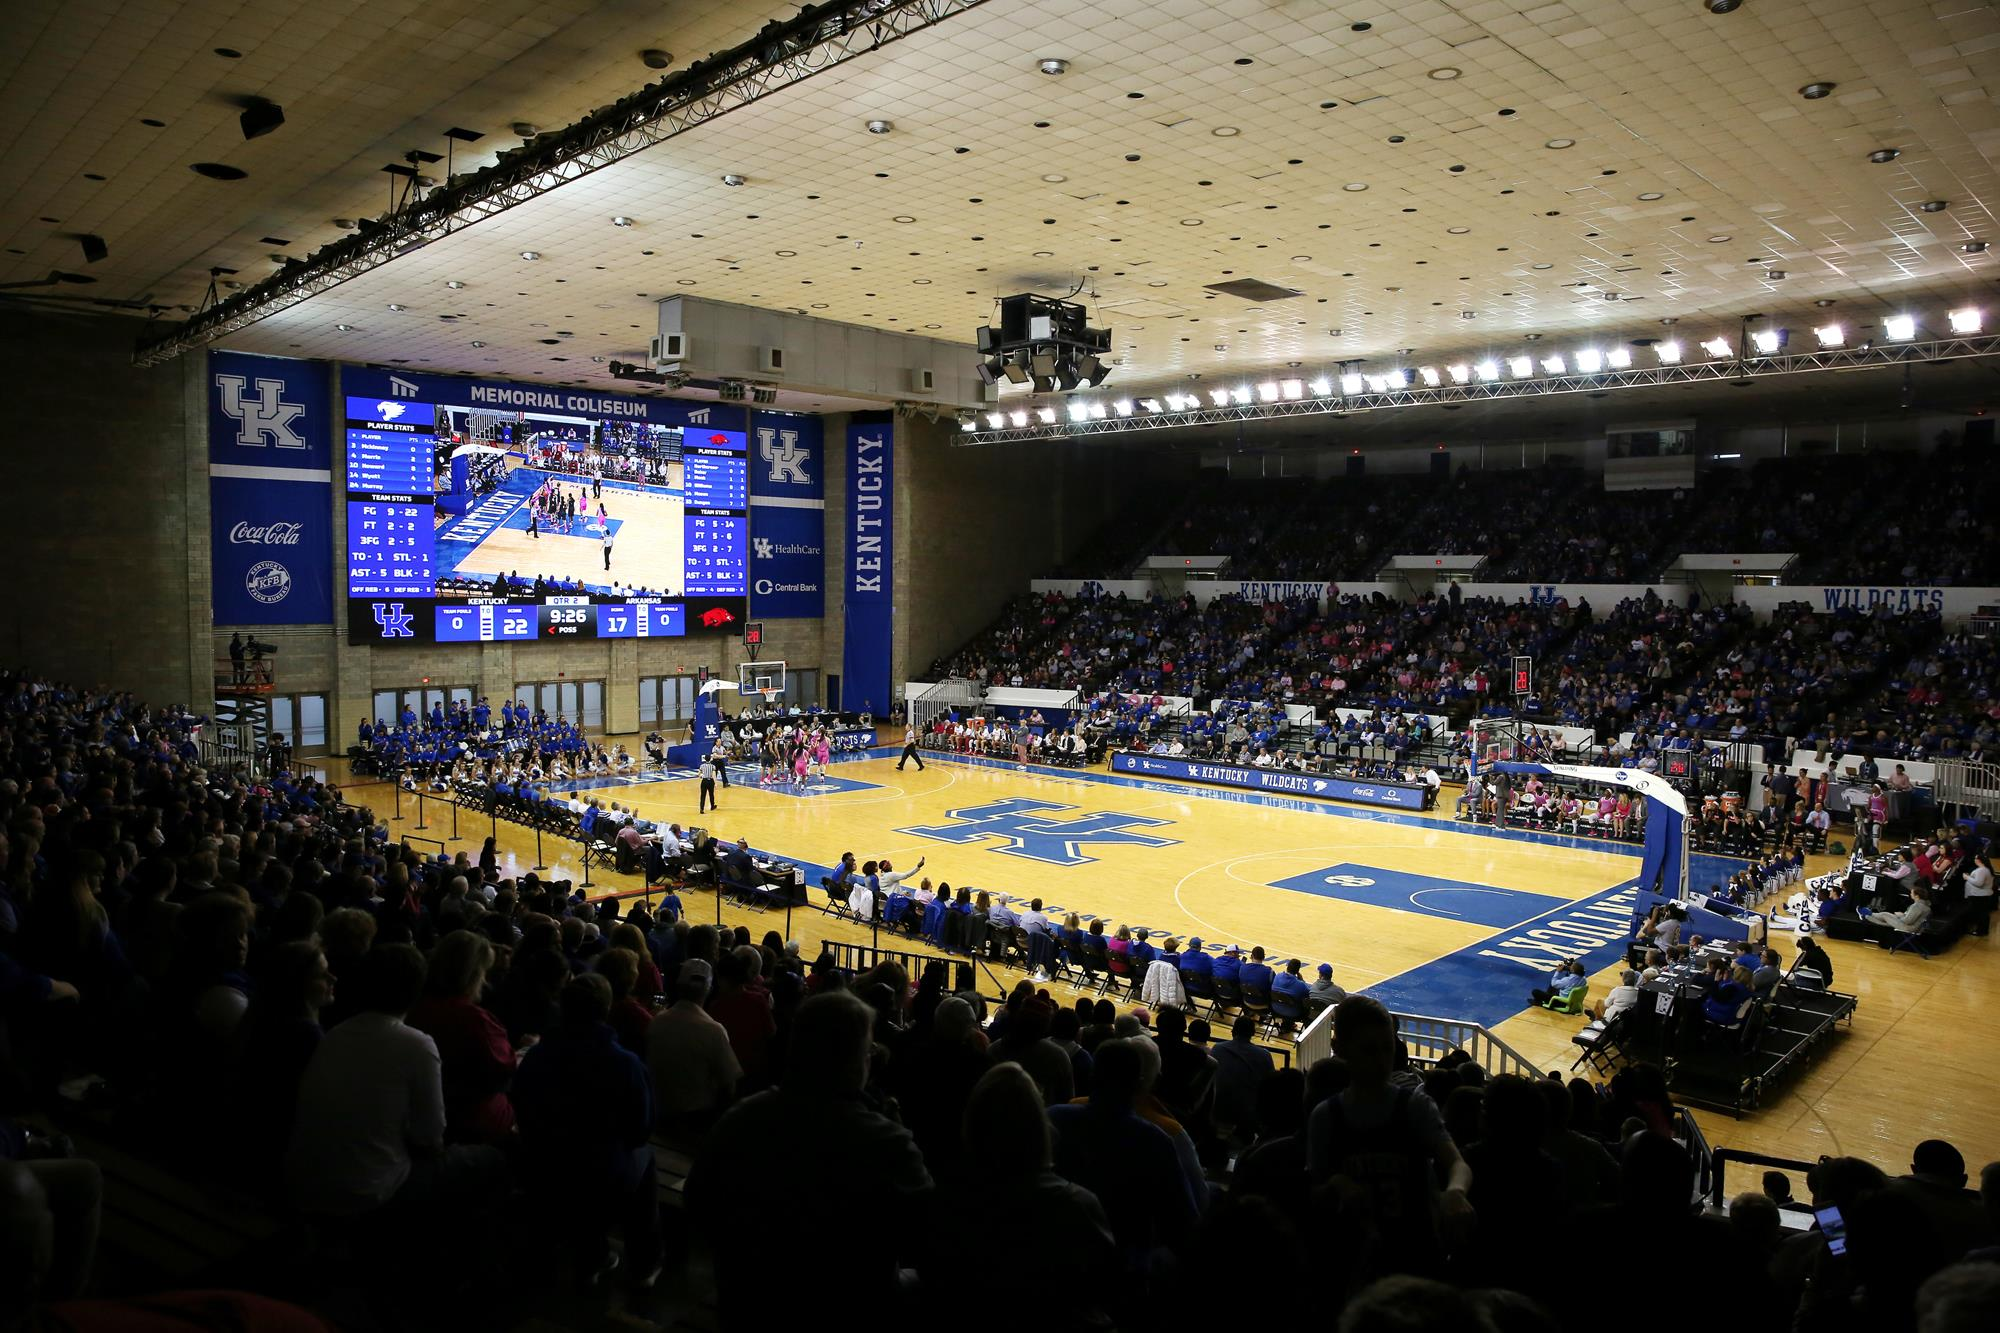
[1268,863,1571,929]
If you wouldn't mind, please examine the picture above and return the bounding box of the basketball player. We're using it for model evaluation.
[897,723,926,771]
[698,753,719,813]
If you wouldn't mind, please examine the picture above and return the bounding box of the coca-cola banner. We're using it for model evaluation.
[208,351,333,625]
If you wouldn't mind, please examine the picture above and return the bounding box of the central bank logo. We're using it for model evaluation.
[898,798,1178,867]
[215,374,306,449]
[756,427,810,484]
[372,602,415,638]
[245,560,291,604]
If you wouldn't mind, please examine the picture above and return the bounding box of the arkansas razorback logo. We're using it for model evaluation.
[700,606,736,628]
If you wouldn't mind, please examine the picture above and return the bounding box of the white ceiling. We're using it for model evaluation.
[10,0,2000,403]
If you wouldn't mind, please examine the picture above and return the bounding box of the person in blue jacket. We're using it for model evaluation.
[1238,945,1275,994]
[1179,937,1212,985]
[1211,944,1242,988]
[1270,958,1311,1008]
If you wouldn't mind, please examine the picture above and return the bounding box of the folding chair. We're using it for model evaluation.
[1208,976,1243,1024]
[1239,981,1275,1036]
[1570,1013,1626,1075]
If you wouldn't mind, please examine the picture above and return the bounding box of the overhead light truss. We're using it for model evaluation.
[956,334,2000,444]
[133,0,992,366]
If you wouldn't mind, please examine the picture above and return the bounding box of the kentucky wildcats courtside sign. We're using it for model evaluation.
[748,410,824,620]
[1110,752,1427,809]
[209,351,334,625]
[898,798,1178,867]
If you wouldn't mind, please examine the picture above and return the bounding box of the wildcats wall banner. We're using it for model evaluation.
[209,351,333,625]
[842,419,893,714]
[748,410,824,619]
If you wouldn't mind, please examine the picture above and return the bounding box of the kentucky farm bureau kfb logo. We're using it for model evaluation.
[898,798,1177,867]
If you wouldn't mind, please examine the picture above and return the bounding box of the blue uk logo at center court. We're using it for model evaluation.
[1268,863,1570,928]
[899,798,1178,866]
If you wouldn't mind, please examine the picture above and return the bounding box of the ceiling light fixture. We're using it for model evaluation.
[1868,148,1900,164]
[1920,200,1949,213]
[519,250,540,260]
[1428,67,1461,80]
[470,340,486,348]
[445,279,465,289]
[611,215,634,226]
[1813,323,1844,348]
[1700,335,1733,358]
[1342,182,1368,192]
[1706,0,1742,12]
[1884,314,1917,341]
[386,303,405,311]
[1966,240,1990,254]
[1949,307,1982,334]
[1212,126,1240,137]
[1038,57,1069,75]
[1544,137,1575,149]
[1749,328,1786,355]
[334,323,353,331]
[721,173,746,186]
[641,48,674,70]
[866,119,893,134]
[1654,340,1682,364]
[1800,82,1835,99]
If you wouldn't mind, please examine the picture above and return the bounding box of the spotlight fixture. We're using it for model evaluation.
[1230,386,1252,406]
[1654,340,1682,364]
[1009,410,1028,427]
[1749,328,1786,355]
[1112,399,1134,416]
[1575,348,1604,373]
[1417,366,1442,386]
[1446,364,1471,384]
[1605,348,1632,369]
[865,119,893,134]
[1339,372,1365,395]
[1813,323,1844,348]
[721,173,746,186]
[1501,356,1528,379]
[1255,381,1279,402]
[1038,57,1069,75]
[986,412,1006,429]
[1949,307,1982,334]
[1035,407,1057,424]
[1868,148,1900,164]
[970,293,1113,392]
[1884,314,1917,341]
[1208,388,1230,407]
[1309,377,1333,395]
[1540,354,1567,374]
[1700,335,1733,358]
[238,98,285,141]
[1473,360,1499,382]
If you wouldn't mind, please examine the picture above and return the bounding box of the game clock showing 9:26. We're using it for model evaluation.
[347,595,746,644]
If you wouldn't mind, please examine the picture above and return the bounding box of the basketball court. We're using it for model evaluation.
[339,736,2000,1169]
[435,466,686,594]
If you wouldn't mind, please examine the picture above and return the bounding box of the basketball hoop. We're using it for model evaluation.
[756,687,783,712]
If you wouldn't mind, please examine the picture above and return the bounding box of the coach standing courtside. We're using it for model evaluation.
[698,754,720,813]
[897,722,925,772]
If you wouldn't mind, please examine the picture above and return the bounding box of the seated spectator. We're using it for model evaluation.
[1211,1014,1274,1145]
[1307,961,1347,1014]
[690,992,932,1330]
[707,945,777,1088]
[1307,996,1474,1281]
[286,943,507,1222]
[511,972,659,1287]
[645,959,739,1138]
[1048,1037,1201,1274]
[236,939,334,1177]
[405,930,517,1146]
[1529,959,1587,1006]
[914,1064,1117,1329]
[1593,969,1643,1023]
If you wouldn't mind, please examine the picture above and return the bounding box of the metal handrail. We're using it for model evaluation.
[1294,1002,1544,1079]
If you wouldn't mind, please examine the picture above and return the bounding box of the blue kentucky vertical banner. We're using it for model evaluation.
[208,351,334,625]
[842,417,894,716]
[748,410,824,618]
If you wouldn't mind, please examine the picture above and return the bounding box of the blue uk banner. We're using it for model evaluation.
[842,419,893,714]
[209,352,333,625]
[749,410,823,619]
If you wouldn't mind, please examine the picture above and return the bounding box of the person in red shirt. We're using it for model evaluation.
[706,945,777,1090]
[406,930,518,1145]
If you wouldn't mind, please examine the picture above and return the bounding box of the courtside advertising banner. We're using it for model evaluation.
[748,410,824,619]
[208,351,334,624]
[842,419,893,714]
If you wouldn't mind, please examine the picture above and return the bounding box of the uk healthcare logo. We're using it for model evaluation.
[756,427,810,484]
[372,603,415,638]
[898,798,1178,867]
[214,375,306,449]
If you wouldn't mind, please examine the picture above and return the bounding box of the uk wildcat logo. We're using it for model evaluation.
[215,375,306,449]
[757,427,810,485]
